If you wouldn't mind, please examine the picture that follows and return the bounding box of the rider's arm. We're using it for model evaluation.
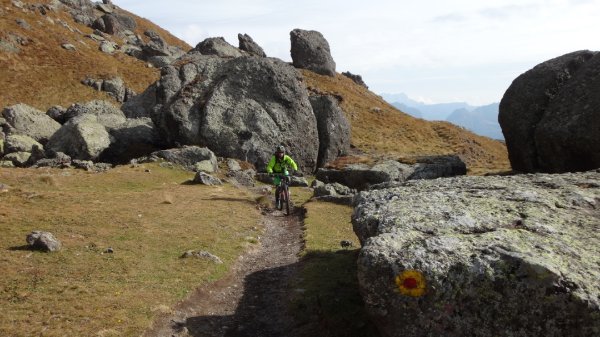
[266,155,276,174]
[285,156,298,171]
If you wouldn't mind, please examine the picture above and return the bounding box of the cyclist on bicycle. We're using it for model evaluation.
[267,145,298,182]
[266,145,298,211]
[266,145,298,185]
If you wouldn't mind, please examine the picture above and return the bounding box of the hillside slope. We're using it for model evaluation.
[0,0,190,110]
[303,71,509,174]
[0,0,509,174]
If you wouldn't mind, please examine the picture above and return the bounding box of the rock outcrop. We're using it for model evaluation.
[342,71,368,88]
[46,106,68,124]
[499,50,600,173]
[316,160,413,191]
[316,156,466,191]
[309,95,351,167]
[138,30,186,66]
[4,134,43,154]
[63,100,126,128]
[312,180,356,205]
[352,171,600,337]
[99,117,161,164]
[58,0,97,26]
[290,29,336,76]
[406,155,467,180]
[58,0,185,67]
[193,37,242,58]
[133,52,319,172]
[81,77,136,103]
[2,104,61,144]
[146,146,218,172]
[46,114,111,161]
[238,33,266,57]
[93,13,136,35]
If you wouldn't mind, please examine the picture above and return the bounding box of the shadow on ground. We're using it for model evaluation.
[183,250,380,337]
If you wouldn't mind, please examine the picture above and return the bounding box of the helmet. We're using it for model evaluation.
[275,145,285,154]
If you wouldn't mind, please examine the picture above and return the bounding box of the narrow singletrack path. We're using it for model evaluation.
[143,207,304,337]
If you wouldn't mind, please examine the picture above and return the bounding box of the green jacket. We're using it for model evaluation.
[266,154,298,174]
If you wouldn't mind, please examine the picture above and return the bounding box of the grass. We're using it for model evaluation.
[0,0,191,111]
[0,163,262,337]
[291,201,380,337]
[301,70,511,174]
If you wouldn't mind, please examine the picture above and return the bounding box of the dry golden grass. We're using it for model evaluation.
[302,70,511,174]
[0,163,262,337]
[325,155,375,170]
[0,0,191,111]
[119,7,190,52]
[291,201,378,336]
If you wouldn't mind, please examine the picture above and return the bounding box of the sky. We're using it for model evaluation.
[115,0,600,106]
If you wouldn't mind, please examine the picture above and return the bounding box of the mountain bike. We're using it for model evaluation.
[272,173,291,216]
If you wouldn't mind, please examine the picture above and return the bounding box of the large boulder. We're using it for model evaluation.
[352,171,600,337]
[499,50,600,173]
[238,33,266,57]
[290,29,336,76]
[2,104,61,144]
[121,85,157,118]
[312,180,356,205]
[138,31,186,63]
[58,0,96,26]
[534,53,600,172]
[139,53,319,172]
[309,95,351,167]
[99,117,161,164]
[102,77,127,103]
[149,146,217,171]
[316,160,414,191]
[63,100,126,128]
[46,114,112,161]
[4,134,43,154]
[3,152,31,167]
[193,37,243,58]
[407,155,467,180]
[95,13,136,35]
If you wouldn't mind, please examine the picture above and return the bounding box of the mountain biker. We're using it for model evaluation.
[266,145,298,186]
[266,146,298,210]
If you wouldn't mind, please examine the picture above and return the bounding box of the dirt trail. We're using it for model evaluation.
[143,208,305,337]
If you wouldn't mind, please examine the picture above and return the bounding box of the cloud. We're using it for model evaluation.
[477,4,540,19]
[115,0,600,105]
[178,24,210,47]
[432,13,469,23]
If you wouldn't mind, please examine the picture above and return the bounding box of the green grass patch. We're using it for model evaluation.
[0,163,262,337]
[292,201,380,337]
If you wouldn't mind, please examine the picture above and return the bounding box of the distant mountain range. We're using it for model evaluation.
[381,93,504,140]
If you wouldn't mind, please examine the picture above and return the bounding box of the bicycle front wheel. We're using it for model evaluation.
[275,186,282,210]
[284,185,291,216]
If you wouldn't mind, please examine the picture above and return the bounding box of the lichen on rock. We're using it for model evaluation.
[352,171,600,337]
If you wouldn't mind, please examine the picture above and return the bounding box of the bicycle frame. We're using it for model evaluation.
[272,173,291,215]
